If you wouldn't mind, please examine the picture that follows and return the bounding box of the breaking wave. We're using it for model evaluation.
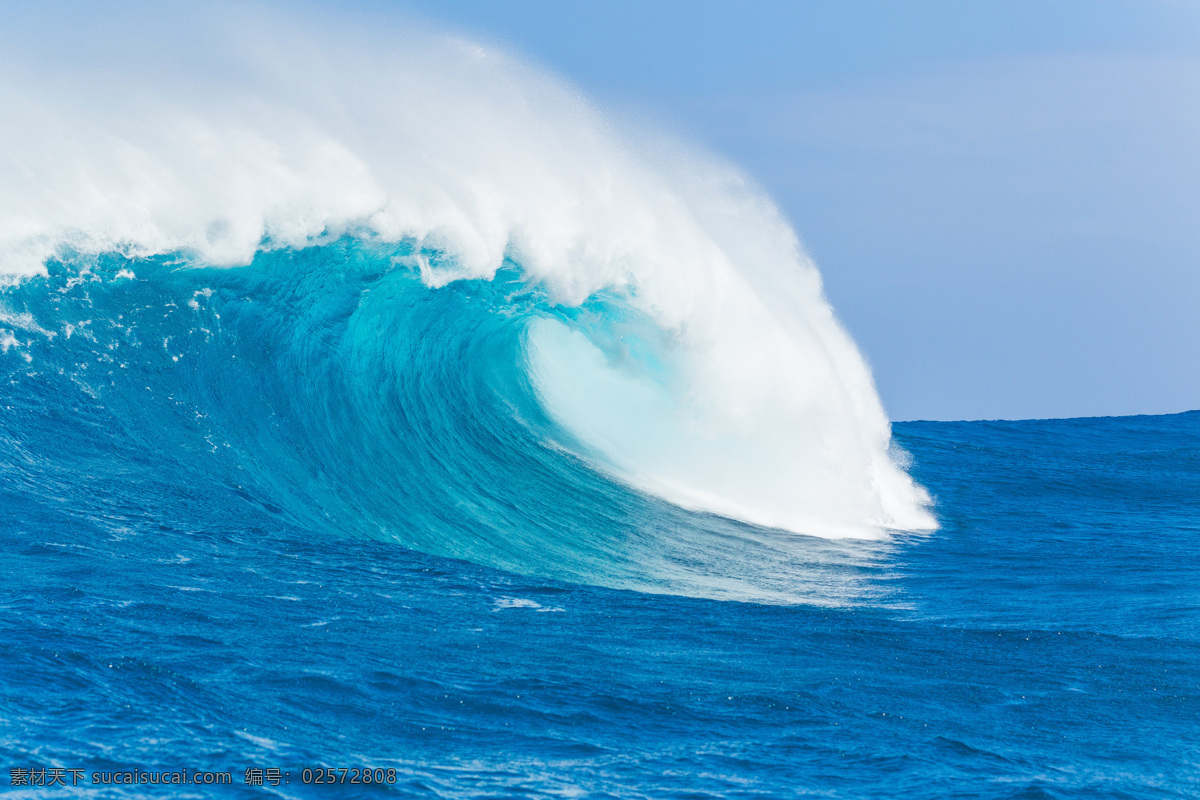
[0,3,934,599]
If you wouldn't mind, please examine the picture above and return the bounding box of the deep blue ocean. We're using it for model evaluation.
[2,247,1197,799]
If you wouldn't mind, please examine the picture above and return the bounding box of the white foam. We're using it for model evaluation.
[0,3,936,537]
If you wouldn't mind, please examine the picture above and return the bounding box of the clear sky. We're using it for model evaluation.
[375,0,1200,422]
[4,0,1196,421]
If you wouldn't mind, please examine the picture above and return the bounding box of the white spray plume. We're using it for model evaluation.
[0,2,936,537]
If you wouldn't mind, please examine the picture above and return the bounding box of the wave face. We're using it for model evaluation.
[0,4,933,597]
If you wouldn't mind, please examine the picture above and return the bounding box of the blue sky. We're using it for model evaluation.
[4,0,1196,421]
[379,0,1200,421]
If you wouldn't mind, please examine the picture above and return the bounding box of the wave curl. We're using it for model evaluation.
[0,4,935,598]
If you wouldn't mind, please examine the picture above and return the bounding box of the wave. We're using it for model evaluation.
[0,3,935,597]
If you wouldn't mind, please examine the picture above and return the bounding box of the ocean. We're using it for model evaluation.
[1,10,1197,797]
[1,246,1196,799]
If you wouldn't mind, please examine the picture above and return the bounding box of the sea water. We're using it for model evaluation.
[1,248,1196,799]
[1,8,1197,798]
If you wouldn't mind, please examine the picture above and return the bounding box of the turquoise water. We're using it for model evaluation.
[2,246,1197,798]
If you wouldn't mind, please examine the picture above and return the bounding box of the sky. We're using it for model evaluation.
[373,0,1200,422]
[2,0,1196,421]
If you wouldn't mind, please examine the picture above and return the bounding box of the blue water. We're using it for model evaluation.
[2,246,1197,798]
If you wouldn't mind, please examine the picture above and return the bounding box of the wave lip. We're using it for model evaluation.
[0,4,935,546]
